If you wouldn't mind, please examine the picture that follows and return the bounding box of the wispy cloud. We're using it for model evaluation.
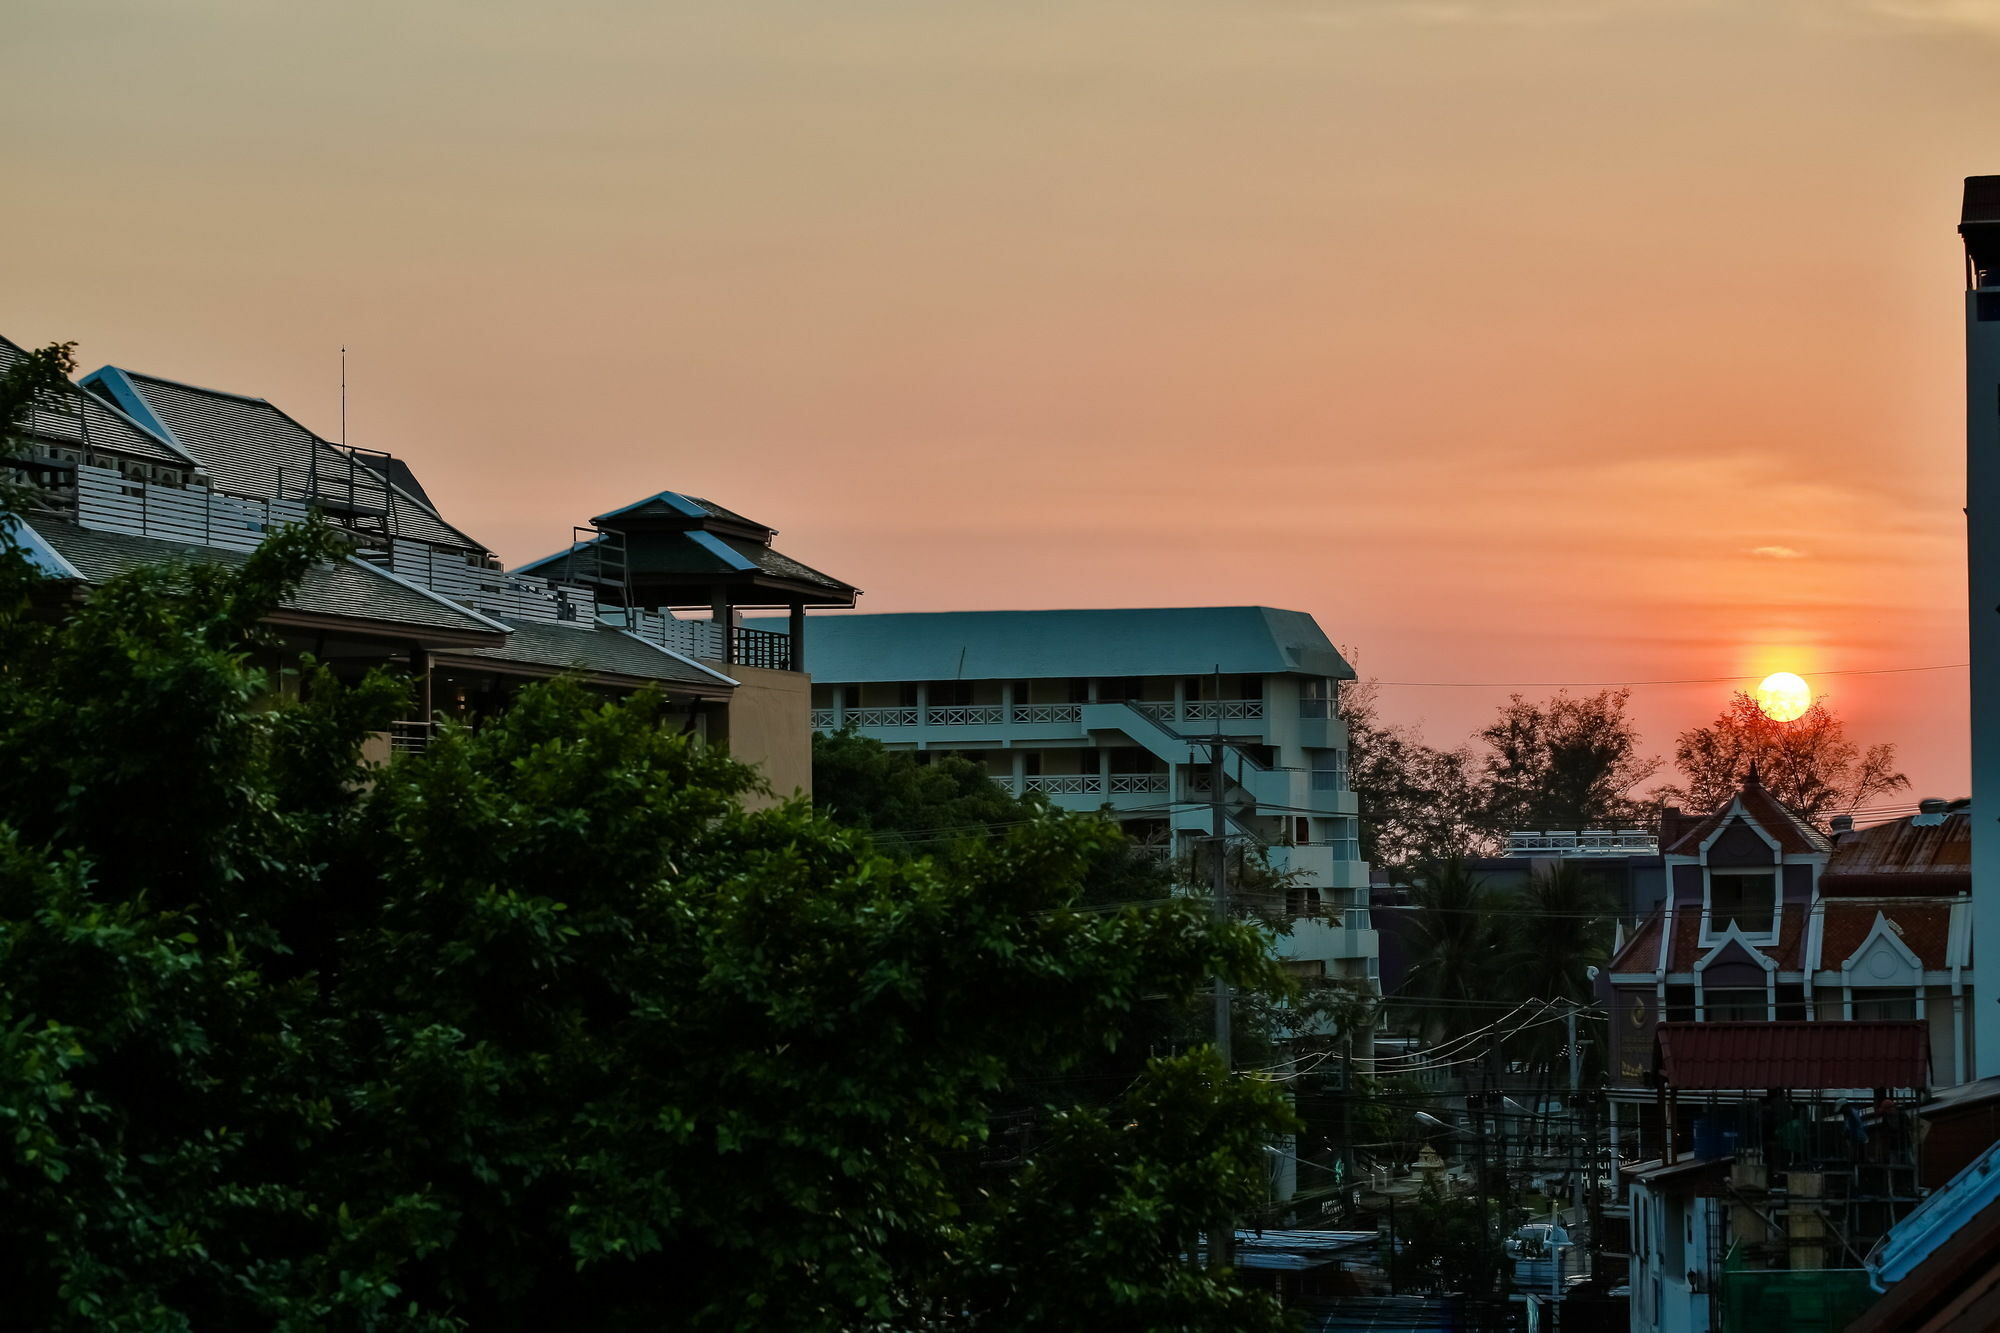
[1748,545,1810,559]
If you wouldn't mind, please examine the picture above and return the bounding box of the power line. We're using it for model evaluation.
[1365,663,1967,689]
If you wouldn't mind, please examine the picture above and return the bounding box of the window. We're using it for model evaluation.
[1707,870,1777,937]
[1705,988,1766,1021]
[1854,995,1916,1021]
[1099,677,1141,702]
[930,681,973,707]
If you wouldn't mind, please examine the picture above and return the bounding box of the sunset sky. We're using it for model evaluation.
[6,0,1996,800]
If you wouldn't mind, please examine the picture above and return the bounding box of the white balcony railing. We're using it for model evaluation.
[1023,775,1103,795]
[1011,703,1083,723]
[925,704,1005,726]
[1132,700,1266,725]
[1505,830,1658,857]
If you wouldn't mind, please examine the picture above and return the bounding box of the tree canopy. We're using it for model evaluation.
[1475,689,1658,834]
[0,513,1298,1330]
[1659,691,1908,826]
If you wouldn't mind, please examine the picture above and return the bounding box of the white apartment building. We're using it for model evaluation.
[778,606,1377,988]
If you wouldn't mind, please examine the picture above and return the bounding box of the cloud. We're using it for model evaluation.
[1854,0,2000,33]
[1748,545,1810,559]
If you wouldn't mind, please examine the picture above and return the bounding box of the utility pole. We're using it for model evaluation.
[1207,669,1235,1270]
[1567,1006,1584,1227]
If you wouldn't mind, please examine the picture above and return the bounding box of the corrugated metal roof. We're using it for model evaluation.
[446,619,731,691]
[741,606,1355,683]
[1655,1020,1930,1091]
[27,518,505,639]
[1825,811,1971,891]
[83,369,487,554]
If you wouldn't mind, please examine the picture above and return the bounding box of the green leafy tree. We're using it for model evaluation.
[1395,857,1503,1044]
[1391,1180,1500,1295]
[0,515,1300,1328]
[1476,688,1660,833]
[1337,673,1493,873]
[1658,691,1908,826]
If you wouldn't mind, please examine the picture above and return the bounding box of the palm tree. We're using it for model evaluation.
[1498,862,1617,1148]
[1397,857,1503,1044]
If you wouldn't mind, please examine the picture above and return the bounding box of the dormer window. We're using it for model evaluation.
[1705,869,1778,939]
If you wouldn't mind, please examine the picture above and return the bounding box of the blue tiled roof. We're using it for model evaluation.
[749,606,1351,682]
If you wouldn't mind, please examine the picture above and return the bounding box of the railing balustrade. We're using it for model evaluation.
[731,624,793,671]
[388,720,433,754]
[1106,774,1170,794]
[1010,703,1082,723]
[924,704,1005,726]
[1022,775,1104,795]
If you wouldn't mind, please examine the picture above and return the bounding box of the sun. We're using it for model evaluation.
[1756,671,1812,722]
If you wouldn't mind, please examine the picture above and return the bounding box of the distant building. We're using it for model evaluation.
[2,334,852,794]
[1601,776,1973,1094]
[779,607,1376,987]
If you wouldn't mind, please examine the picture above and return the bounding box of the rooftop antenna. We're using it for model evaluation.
[340,345,347,448]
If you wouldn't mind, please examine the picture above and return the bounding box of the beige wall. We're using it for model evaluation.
[706,663,813,808]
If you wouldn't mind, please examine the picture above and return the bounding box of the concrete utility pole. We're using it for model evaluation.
[1567,1006,1584,1226]
[1207,675,1235,1270]
[1962,178,2000,1080]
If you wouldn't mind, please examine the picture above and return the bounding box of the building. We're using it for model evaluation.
[1624,1020,1930,1333]
[1960,176,2000,1079]
[2,335,850,794]
[775,607,1376,986]
[1601,775,1974,1095]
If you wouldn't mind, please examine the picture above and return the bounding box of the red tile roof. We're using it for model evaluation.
[1611,912,1663,972]
[1660,904,1808,971]
[1656,1020,1930,1090]
[1821,901,1956,971]
[1665,781,1830,857]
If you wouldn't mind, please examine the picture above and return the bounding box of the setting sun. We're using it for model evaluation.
[1757,671,1812,722]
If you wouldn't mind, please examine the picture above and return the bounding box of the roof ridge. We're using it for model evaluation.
[111,367,273,405]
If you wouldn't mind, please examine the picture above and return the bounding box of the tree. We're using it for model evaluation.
[1476,689,1660,834]
[1659,691,1909,826]
[0,517,1300,1329]
[1391,1179,1500,1295]
[1338,673,1494,875]
[1395,857,1503,1044]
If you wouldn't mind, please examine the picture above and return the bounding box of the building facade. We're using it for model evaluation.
[778,607,1376,986]
[1602,776,1974,1094]
[3,335,851,794]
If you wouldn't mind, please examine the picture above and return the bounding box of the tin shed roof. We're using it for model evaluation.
[1655,1021,1930,1091]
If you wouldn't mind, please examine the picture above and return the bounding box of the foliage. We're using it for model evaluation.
[0,339,77,441]
[1337,672,1494,874]
[1394,857,1502,1044]
[1391,1180,1498,1295]
[0,520,1300,1329]
[1658,691,1908,826]
[1476,689,1659,833]
[810,726,1031,843]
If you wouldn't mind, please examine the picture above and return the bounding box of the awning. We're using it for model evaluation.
[1655,1021,1930,1091]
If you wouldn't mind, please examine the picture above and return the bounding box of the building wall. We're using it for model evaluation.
[709,663,813,807]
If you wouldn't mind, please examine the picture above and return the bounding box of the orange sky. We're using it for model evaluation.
[4,0,1993,800]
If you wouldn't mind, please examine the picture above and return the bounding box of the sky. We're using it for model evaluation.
[4,0,1995,801]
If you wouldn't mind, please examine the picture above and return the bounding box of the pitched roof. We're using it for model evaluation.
[1821,902,1955,971]
[441,619,732,693]
[26,517,505,641]
[1662,903,1809,972]
[82,368,486,554]
[742,607,1355,683]
[1665,780,1831,857]
[0,336,193,470]
[1825,810,1972,895]
[1655,1020,1931,1090]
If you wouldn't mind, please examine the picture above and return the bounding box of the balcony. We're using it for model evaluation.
[1131,699,1265,725]
[1505,830,1658,857]
[1020,774,1171,797]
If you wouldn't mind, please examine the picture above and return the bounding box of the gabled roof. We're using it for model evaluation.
[0,336,194,470]
[1854,1143,2000,1332]
[437,619,733,694]
[1654,1020,1930,1091]
[1822,901,1956,971]
[1665,779,1830,857]
[25,517,506,644]
[81,368,486,554]
[742,607,1355,682]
